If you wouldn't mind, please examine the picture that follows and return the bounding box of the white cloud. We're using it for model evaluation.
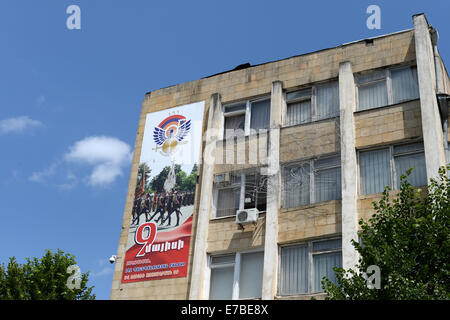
[28,161,59,183]
[56,171,78,190]
[65,136,132,186]
[0,116,43,135]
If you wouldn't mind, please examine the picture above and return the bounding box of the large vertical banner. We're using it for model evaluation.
[122,101,205,283]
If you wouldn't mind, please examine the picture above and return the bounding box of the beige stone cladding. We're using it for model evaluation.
[111,29,418,299]
[355,100,422,148]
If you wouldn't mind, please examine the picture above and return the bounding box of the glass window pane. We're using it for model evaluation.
[211,255,235,265]
[244,174,267,211]
[358,81,388,111]
[287,88,312,101]
[356,70,386,84]
[395,152,427,188]
[360,149,391,195]
[216,188,240,217]
[316,82,340,119]
[286,100,311,126]
[314,167,341,202]
[315,155,341,168]
[391,67,419,104]
[280,245,309,295]
[209,267,234,299]
[283,163,310,208]
[244,174,256,209]
[230,173,241,185]
[224,103,246,114]
[224,114,245,139]
[393,142,424,155]
[313,239,342,252]
[250,99,270,131]
[313,252,342,292]
[239,252,264,299]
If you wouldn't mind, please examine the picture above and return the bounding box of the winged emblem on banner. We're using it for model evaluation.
[153,114,191,155]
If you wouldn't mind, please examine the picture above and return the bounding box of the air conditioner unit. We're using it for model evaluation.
[235,208,259,225]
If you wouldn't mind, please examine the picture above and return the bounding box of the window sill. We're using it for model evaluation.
[210,215,236,221]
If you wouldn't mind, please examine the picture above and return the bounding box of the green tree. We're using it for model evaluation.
[190,163,198,175]
[0,249,95,300]
[150,164,182,193]
[322,166,450,300]
[180,164,198,192]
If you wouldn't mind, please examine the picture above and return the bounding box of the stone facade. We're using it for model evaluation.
[111,14,449,300]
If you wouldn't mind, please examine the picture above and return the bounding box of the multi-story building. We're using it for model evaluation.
[111,13,450,300]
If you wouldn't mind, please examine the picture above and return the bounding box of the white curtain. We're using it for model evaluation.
[360,149,391,194]
[216,188,240,217]
[286,100,311,126]
[250,99,270,131]
[391,67,419,104]
[315,167,341,202]
[239,252,264,299]
[313,252,342,292]
[394,153,427,188]
[358,81,388,111]
[316,82,339,119]
[280,245,309,295]
[209,267,234,299]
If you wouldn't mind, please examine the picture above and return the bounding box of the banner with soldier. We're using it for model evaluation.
[122,101,204,283]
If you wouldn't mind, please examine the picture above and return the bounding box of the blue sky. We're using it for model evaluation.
[0,0,449,300]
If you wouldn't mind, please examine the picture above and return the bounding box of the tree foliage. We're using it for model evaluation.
[323,166,450,300]
[149,164,197,193]
[0,249,95,300]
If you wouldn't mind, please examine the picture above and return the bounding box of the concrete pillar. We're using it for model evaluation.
[261,81,282,299]
[413,14,447,180]
[338,61,359,271]
[189,93,222,300]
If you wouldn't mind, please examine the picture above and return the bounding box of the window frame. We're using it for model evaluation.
[207,248,264,300]
[213,169,267,219]
[357,141,426,195]
[278,237,342,296]
[355,64,419,111]
[282,154,342,208]
[284,80,340,127]
[222,96,271,139]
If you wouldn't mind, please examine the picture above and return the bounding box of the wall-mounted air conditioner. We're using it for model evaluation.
[235,208,259,226]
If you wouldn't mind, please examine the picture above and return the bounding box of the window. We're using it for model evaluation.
[285,81,339,126]
[216,188,240,218]
[223,98,270,138]
[356,66,419,111]
[283,155,341,208]
[359,142,427,195]
[209,251,264,300]
[214,170,267,218]
[214,173,241,218]
[279,238,342,295]
[243,172,267,212]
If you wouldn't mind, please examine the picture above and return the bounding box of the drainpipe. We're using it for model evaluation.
[431,28,449,162]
